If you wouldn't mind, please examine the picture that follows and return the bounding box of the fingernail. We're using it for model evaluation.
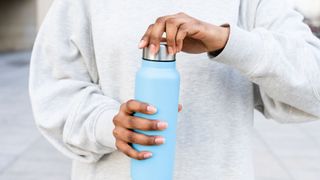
[149,44,156,54]
[147,105,157,113]
[143,152,152,159]
[155,137,165,144]
[157,121,168,129]
[138,40,146,48]
[168,46,174,54]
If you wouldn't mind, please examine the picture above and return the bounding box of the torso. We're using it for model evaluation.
[73,0,255,179]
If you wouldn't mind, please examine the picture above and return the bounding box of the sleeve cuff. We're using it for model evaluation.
[95,108,119,150]
[209,24,265,76]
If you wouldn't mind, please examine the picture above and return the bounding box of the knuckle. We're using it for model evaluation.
[112,115,119,125]
[126,99,135,110]
[180,24,188,31]
[120,103,126,111]
[148,136,157,145]
[139,102,148,112]
[127,117,135,128]
[126,99,135,106]
[150,120,159,130]
[177,12,186,16]
[155,17,165,24]
[148,24,154,29]
[127,131,135,143]
[166,18,176,25]
[112,128,119,138]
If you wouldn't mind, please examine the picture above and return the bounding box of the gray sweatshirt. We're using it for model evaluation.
[29,0,320,179]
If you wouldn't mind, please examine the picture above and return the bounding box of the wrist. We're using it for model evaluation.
[205,24,230,52]
[218,25,230,50]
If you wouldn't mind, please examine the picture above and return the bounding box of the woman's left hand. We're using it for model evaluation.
[139,12,230,54]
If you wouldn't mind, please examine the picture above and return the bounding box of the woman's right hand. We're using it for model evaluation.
[112,99,182,160]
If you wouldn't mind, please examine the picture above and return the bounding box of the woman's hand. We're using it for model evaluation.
[113,99,182,160]
[139,12,230,54]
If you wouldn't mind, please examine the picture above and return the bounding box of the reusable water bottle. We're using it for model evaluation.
[131,43,180,180]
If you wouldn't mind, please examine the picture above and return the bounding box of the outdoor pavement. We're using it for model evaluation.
[0,52,319,180]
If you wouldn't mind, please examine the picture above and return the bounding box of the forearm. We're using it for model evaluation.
[209,23,320,121]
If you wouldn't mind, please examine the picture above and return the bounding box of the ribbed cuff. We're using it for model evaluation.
[95,108,119,150]
[210,24,265,76]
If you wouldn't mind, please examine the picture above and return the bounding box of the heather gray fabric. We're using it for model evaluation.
[29,0,320,179]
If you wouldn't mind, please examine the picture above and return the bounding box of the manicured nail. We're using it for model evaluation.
[143,152,152,159]
[157,121,168,129]
[155,137,165,145]
[138,40,146,48]
[168,46,174,54]
[149,44,156,54]
[147,105,157,113]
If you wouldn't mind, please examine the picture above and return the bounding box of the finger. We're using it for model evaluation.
[116,140,152,160]
[121,99,157,115]
[149,15,173,54]
[165,18,189,54]
[122,116,168,131]
[113,127,165,145]
[148,13,188,53]
[176,23,189,52]
[178,104,183,112]
[165,18,178,54]
[139,24,154,49]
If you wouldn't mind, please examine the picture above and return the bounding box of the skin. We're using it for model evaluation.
[138,12,230,54]
[113,12,230,160]
[113,100,182,160]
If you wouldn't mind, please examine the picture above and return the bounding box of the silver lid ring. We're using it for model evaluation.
[142,43,176,61]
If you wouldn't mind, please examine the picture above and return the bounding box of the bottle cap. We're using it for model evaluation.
[142,42,176,62]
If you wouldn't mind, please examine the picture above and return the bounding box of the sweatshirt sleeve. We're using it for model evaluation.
[29,0,120,163]
[210,0,320,123]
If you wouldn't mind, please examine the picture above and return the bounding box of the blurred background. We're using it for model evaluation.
[0,0,319,180]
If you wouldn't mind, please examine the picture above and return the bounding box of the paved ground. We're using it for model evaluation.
[0,52,70,180]
[0,52,319,180]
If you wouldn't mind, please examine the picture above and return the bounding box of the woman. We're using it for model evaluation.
[29,0,320,179]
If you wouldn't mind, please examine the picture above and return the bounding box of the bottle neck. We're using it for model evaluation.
[141,59,176,69]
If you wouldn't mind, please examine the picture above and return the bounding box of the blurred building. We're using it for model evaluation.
[0,0,36,52]
[0,0,318,53]
[0,0,53,53]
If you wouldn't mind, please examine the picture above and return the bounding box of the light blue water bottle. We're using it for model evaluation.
[131,43,180,180]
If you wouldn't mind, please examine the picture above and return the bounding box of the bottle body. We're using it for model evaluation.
[131,60,180,180]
